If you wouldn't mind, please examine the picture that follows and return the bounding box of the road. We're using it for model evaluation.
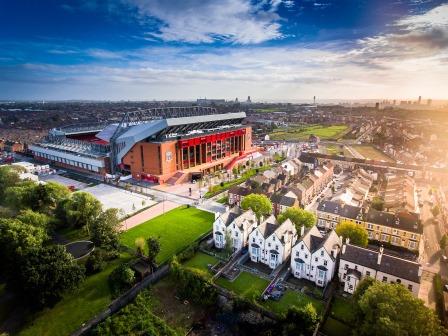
[418,183,447,309]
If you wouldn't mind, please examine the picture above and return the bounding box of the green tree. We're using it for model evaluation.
[0,218,47,263]
[224,230,233,257]
[16,209,50,229]
[371,196,385,211]
[4,180,36,210]
[278,207,316,233]
[241,193,273,223]
[336,220,368,247]
[28,182,70,214]
[108,264,135,298]
[90,208,121,251]
[432,205,441,218]
[0,166,20,202]
[354,280,445,336]
[85,249,105,275]
[15,245,85,307]
[64,192,102,234]
[146,236,160,265]
[283,303,319,335]
[440,234,448,250]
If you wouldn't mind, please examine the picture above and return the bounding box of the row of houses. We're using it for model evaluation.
[213,209,422,296]
[384,174,416,213]
[334,168,374,207]
[229,159,334,213]
[316,200,423,253]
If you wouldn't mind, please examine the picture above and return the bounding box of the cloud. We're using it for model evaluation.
[123,0,284,44]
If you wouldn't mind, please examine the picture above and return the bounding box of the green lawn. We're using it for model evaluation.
[216,272,269,301]
[183,252,219,278]
[263,289,324,317]
[321,317,352,336]
[120,206,214,264]
[270,124,348,141]
[18,252,132,336]
[330,297,355,324]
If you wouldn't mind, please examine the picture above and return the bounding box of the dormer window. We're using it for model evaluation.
[301,245,304,250]
[320,250,324,256]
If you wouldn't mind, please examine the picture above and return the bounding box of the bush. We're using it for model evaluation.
[108,264,135,298]
[177,243,198,263]
[85,249,105,275]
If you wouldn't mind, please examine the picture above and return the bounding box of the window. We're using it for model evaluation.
[315,257,318,262]
[344,264,348,270]
[252,238,255,242]
[321,250,324,256]
[305,254,308,259]
[235,232,238,237]
[355,265,358,270]
[276,245,279,250]
[318,269,325,278]
[408,241,417,249]
[268,243,271,247]
[382,276,388,282]
[396,279,401,284]
[408,284,413,291]
[296,252,299,257]
[311,266,314,271]
[324,260,328,266]
[368,223,373,229]
[301,245,304,250]
[366,271,370,276]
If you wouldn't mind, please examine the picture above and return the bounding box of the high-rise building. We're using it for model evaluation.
[418,96,422,104]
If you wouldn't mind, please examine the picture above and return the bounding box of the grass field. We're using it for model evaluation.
[269,124,348,141]
[120,206,214,264]
[216,272,269,301]
[263,289,324,317]
[329,297,354,324]
[18,252,132,336]
[321,317,352,336]
[351,145,394,162]
[183,252,219,278]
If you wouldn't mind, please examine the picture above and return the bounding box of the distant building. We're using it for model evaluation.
[196,98,226,105]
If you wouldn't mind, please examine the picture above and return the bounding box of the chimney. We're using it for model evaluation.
[346,237,350,245]
[342,244,346,254]
[338,235,343,247]
[377,245,384,265]
[300,225,305,237]
[418,266,422,277]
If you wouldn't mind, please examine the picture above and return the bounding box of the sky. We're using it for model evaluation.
[0,0,447,101]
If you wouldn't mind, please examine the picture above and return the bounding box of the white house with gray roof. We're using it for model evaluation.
[249,215,297,269]
[338,241,422,296]
[213,208,257,251]
[291,226,340,287]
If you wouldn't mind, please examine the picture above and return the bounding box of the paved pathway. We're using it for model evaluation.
[120,201,179,231]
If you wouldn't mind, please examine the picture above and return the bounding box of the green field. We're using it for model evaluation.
[183,252,219,278]
[351,145,394,162]
[120,206,214,264]
[263,289,324,317]
[18,252,132,336]
[216,272,269,301]
[270,124,348,141]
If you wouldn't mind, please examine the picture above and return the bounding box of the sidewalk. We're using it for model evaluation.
[120,201,179,231]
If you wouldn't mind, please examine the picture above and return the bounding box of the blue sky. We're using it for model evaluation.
[1,0,447,101]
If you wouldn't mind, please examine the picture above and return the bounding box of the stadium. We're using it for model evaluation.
[29,107,253,184]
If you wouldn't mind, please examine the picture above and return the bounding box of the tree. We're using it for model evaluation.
[224,230,233,257]
[0,218,47,264]
[16,209,50,230]
[336,220,368,247]
[278,207,316,233]
[241,193,273,223]
[146,236,160,265]
[4,180,36,210]
[432,205,441,218]
[64,192,103,233]
[0,166,20,202]
[371,196,385,211]
[90,208,121,251]
[15,245,85,308]
[283,303,319,335]
[108,264,135,298]
[135,237,145,256]
[28,182,70,214]
[440,234,448,250]
[354,280,445,336]
[85,249,105,275]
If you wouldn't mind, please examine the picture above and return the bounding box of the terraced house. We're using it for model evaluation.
[248,215,297,269]
[291,226,340,287]
[316,200,363,230]
[213,209,257,251]
[339,242,422,296]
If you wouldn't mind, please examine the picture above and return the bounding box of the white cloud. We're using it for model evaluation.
[124,0,284,44]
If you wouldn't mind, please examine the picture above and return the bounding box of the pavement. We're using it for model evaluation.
[120,200,179,231]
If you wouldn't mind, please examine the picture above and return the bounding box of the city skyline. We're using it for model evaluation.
[1,0,448,100]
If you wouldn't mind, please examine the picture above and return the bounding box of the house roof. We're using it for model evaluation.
[257,215,279,238]
[298,226,339,260]
[219,208,242,227]
[232,210,256,230]
[341,244,421,283]
[366,209,422,234]
[317,200,362,220]
[228,185,251,196]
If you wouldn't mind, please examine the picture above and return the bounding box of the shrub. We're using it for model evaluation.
[108,264,135,298]
[177,243,198,263]
[85,249,105,275]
